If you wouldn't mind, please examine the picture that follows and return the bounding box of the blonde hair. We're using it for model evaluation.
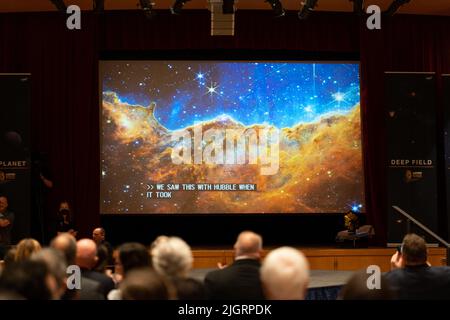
[15,238,42,262]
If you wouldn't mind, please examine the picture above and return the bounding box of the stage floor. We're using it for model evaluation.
[190,268,354,289]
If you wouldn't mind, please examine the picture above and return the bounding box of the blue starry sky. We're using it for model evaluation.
[102,61,360,130]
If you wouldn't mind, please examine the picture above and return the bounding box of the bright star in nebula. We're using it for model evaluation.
[333,92,345,102]
[206,82,219,98]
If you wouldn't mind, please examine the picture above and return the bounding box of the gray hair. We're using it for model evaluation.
[151,237,193,279]
[260,247,310,300]
[31,248,67,286]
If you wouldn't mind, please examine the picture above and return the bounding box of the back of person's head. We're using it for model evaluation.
[402,233,427,266]
[173,277,206,300]
[118,242,151,276]
[0,260,52,300]
[76,239,98,270]
[150,235,169,253]
[31,248,68,299]
[260,247,310,300]
[339,270,395,300]
[234,231,263,259]
[15,238,42,262]
[2,247,17,268]
[51,233,77,265]
[152,236,193,279]
[120,267,171,300]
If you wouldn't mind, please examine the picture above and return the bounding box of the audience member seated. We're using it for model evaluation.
[31,248,68,299]
[0,247,16,271]
[94,244,111,274]
[385,233,450,300]
[92,227,114,265]
[51,233,104,300]
[120,267,173,300]
[0,260,54,300]
[15,238,41,262]
[152,236,205,300]
[108,242,151,300]
[260,246,310,300]
[338,270,395,300]
[204,231,264,300]
[76,238,115,298]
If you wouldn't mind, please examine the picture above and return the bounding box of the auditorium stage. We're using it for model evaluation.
[190,269,354,289]
[190,247,447,272]
[189,268,353,300]
[189,247,447,300]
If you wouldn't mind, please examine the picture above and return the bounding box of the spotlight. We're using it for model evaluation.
[298,0,319,20]
[139,0,155,19]
[171,0,190,15]
[93,0,104,12]
[49,0,67,12]
[383,0,411,17]
[222,0,235,14]
[349,0,364,15]
[265,0,285,18]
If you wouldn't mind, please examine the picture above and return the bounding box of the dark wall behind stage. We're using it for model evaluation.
[1,10,450,245]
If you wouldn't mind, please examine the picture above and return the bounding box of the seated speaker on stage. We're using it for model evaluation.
[204,231,265,300]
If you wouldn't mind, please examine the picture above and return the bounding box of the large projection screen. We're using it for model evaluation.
[100,59,364,214]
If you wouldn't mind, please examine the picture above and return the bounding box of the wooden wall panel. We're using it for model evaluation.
[192,248,447,271]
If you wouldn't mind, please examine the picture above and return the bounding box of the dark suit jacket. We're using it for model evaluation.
[82,269,115,298]
[204,258,265,300]
[62,276,104,300]
[385,265,450,299]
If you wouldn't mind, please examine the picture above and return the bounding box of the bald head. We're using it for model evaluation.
[234,231,262,259]
[261,247,310,300]
[51,233,77,265]
[76,239,98,269]
[92,227,105,244]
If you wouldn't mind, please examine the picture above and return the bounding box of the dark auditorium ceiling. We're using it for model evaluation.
[1,0,450,16]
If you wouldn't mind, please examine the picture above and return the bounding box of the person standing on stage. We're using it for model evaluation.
[0,195,15,259]
[56,201,77,238]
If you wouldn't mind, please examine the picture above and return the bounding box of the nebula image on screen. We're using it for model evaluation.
[100,60,364,214]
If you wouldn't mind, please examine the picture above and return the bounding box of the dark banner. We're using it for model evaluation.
[385,72,438,245]
[444,74,450,241]
[0,74,31,243]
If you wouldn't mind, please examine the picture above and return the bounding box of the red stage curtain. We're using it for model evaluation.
[1,10,449,244]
